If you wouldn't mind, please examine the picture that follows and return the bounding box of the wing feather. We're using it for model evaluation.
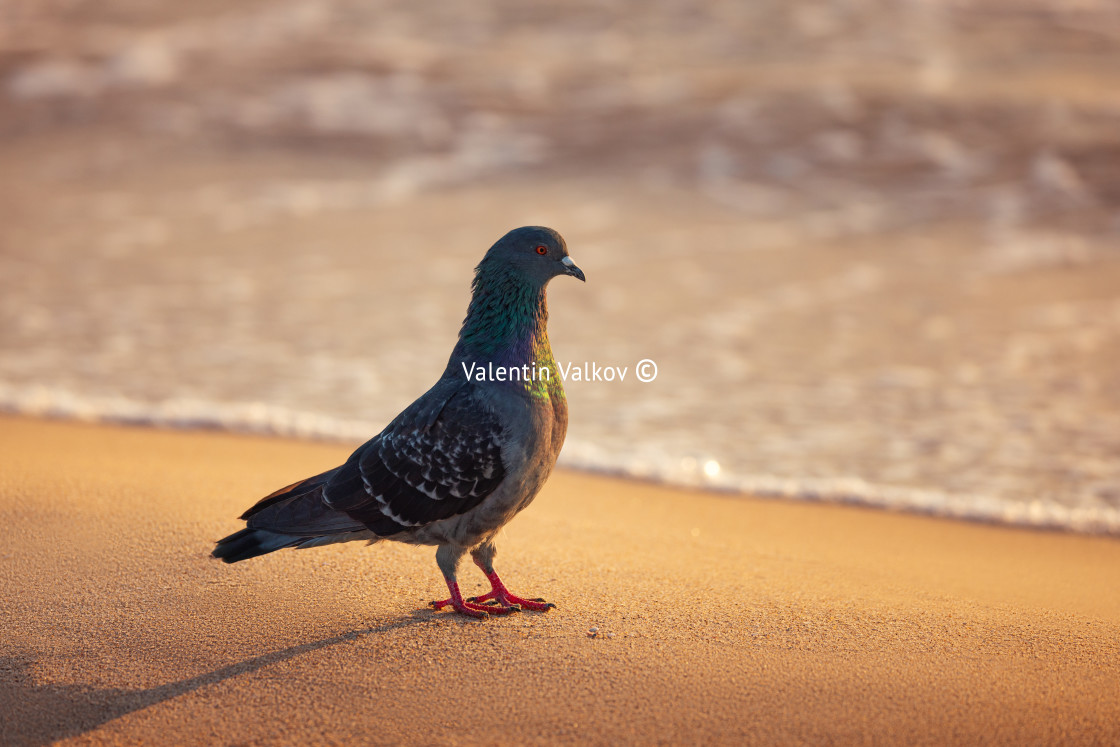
[322,382,506,536]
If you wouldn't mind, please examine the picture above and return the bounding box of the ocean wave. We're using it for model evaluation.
[560,440,1120,536]
[2,381,1118,536]
[0,383,373,442]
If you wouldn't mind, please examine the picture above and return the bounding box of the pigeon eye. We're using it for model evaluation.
[535,245,547,255]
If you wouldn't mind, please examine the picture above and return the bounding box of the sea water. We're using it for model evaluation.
[2,0,1119,534]
[2,192,1118,535]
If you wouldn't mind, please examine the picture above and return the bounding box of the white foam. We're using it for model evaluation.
[0,382,373,443]
[556,440,1120,536]
[2,381,1118,536]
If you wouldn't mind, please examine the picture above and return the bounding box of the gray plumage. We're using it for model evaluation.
[213,226,584,616]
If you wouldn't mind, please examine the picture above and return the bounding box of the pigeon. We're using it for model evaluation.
[212,226,585,617]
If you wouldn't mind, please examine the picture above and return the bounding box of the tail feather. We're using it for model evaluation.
[211,528,302,564]
[213,464,373,563]
[212,527,375,563]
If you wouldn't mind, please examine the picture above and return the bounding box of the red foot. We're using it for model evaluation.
[430,580,518,617]
[468,571,556,612]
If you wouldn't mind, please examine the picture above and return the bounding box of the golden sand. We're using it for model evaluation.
[2,415,1118,745]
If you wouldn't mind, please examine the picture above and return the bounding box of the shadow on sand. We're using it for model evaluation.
[2,612,434,746]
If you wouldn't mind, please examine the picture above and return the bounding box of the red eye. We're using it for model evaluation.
[535,245,547,255]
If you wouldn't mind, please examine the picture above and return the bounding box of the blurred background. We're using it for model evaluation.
[1,0,1118,531]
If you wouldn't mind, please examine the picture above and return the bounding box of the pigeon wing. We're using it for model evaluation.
[239,468,334,521]
[230,467,368,537]
[323,383,507,536]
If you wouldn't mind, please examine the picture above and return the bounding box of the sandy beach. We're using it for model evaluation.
[2,414,1118,745]
[4,3,1120,744]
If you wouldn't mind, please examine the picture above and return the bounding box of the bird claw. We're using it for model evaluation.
[432,575,553,617]
[469,595,523,612]
[469,589,555,612]
[430,597,519,617]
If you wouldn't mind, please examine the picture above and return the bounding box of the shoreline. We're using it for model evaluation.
[3,386,1118,537]
[2,414,1119,745]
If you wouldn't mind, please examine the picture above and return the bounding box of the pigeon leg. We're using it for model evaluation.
[429,544,519,617]
[466,542,556,612]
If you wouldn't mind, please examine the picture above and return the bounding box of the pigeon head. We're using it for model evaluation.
[479,226,585,286]
[455,226,583,360]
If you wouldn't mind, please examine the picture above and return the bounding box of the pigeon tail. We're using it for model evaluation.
[212,526,376,563]
[211,527,302,563]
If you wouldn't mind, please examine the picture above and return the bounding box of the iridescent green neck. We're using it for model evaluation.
[458,267,547,355]
[451,263,564,399]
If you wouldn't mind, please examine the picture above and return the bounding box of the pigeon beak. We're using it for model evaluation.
[561,255,586,282]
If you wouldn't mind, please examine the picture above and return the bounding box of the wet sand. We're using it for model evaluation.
[2,414,1118,745]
